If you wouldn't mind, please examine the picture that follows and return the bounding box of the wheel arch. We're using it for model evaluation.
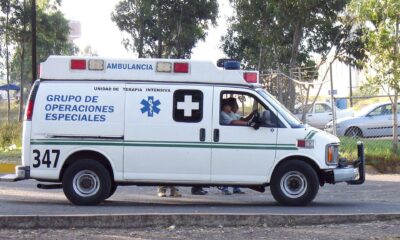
[59,150,114,182]
[270,155,325,186]
[344,126,363,137]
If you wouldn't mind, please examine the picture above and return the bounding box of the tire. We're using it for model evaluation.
[106,184,118,199]
[62,159,111,205]
[270,160,319,206]
[345,127,363,138]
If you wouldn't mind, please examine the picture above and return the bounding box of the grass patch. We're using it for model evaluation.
[0,122,22,149]
[0,149,21,164]
[340,137,400,173]
[0,101,20,122]
[0,122,22,164]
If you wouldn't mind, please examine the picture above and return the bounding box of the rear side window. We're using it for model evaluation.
[173,90,203,122]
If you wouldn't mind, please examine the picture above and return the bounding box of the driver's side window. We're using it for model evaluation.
[220,91,279,127]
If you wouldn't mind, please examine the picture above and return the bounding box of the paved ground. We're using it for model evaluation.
[0,174,399,215]
[1,220,400,239]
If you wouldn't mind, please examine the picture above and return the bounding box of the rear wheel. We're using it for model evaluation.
[62,159,111,205]
[270,160,319,206]
[345,127,363,138]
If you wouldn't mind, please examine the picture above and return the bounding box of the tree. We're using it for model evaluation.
[0,0,13,123]
[222,0,350,111]
[111,0,218,58]
[348,0,400,153]
[1,0,76,122]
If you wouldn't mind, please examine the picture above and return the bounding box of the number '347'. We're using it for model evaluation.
[32,149,60,168]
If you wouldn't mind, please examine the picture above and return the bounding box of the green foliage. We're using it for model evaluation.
[111,0,218,58]
[9,1,77,83]
[0,122,21,149]
[348,0,400,153]
[222,0,353,110]
[340,137,400,173]
[348,0,400,91]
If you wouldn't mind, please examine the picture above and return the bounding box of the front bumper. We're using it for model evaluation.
[0,165,30,182]
[327,141,365,185]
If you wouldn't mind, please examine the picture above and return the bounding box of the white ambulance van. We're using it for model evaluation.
[1,56,365,206]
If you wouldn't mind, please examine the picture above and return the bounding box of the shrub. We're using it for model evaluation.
[0,122,22,150]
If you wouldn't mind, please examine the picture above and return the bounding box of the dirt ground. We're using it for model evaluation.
[1,220,400,240]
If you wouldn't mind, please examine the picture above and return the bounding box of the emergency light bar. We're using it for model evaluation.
[43,56,261,85]
[155,62,189,73]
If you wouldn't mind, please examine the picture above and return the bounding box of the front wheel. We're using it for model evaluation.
[270,160,319,206]
[62,159,111,205]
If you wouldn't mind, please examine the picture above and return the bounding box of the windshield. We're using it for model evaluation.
[256,88,303,128]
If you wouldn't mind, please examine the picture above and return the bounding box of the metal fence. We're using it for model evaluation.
[261,68,400,168]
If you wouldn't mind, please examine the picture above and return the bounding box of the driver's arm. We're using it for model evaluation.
[230,120,248,126]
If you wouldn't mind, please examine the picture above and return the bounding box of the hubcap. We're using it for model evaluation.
[73,170,100,197]
[280,171,307,198]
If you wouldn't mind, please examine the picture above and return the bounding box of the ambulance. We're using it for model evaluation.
[0,56,365,206]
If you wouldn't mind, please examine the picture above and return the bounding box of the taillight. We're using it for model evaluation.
[25,100,34,121]
[25,81,40,121]
[70,59,86,70]
[173,62,189,73]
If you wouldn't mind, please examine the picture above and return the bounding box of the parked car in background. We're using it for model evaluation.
[325,101,400,138]
[295,101,354,129]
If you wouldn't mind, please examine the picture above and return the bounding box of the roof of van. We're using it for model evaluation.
[39,56,260,86]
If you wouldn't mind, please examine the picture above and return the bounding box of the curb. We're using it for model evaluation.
[0,164,15,174]
[0,213,400,229]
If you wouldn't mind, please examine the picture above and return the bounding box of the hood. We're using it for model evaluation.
[304,125,339,143]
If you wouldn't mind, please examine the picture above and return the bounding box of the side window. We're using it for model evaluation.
[219,91,280,127]
[382,104,392,115]
[295,105,312,114]
[315,103,330,113]
[369,106,384,116]
[173,90,203,122]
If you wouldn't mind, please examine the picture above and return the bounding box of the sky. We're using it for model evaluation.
[60,0,233,62]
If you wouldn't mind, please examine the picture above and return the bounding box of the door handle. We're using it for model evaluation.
[199,128,206,142]
[213,129,219,142]
[307,114,312,117]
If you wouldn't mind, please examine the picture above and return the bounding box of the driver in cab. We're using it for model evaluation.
[220,98,256,126]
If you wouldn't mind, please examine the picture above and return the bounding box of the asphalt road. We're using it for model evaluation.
[0,174,399,216]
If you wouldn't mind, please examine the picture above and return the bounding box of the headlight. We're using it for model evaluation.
[326,144,339,165]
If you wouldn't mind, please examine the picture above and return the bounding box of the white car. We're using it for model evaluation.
[295,102,354,129]
[325,101,400,138]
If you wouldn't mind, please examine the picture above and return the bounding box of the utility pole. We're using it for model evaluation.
[329,62,337,136]
[31,0,37,83]
[349,63,353,107]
